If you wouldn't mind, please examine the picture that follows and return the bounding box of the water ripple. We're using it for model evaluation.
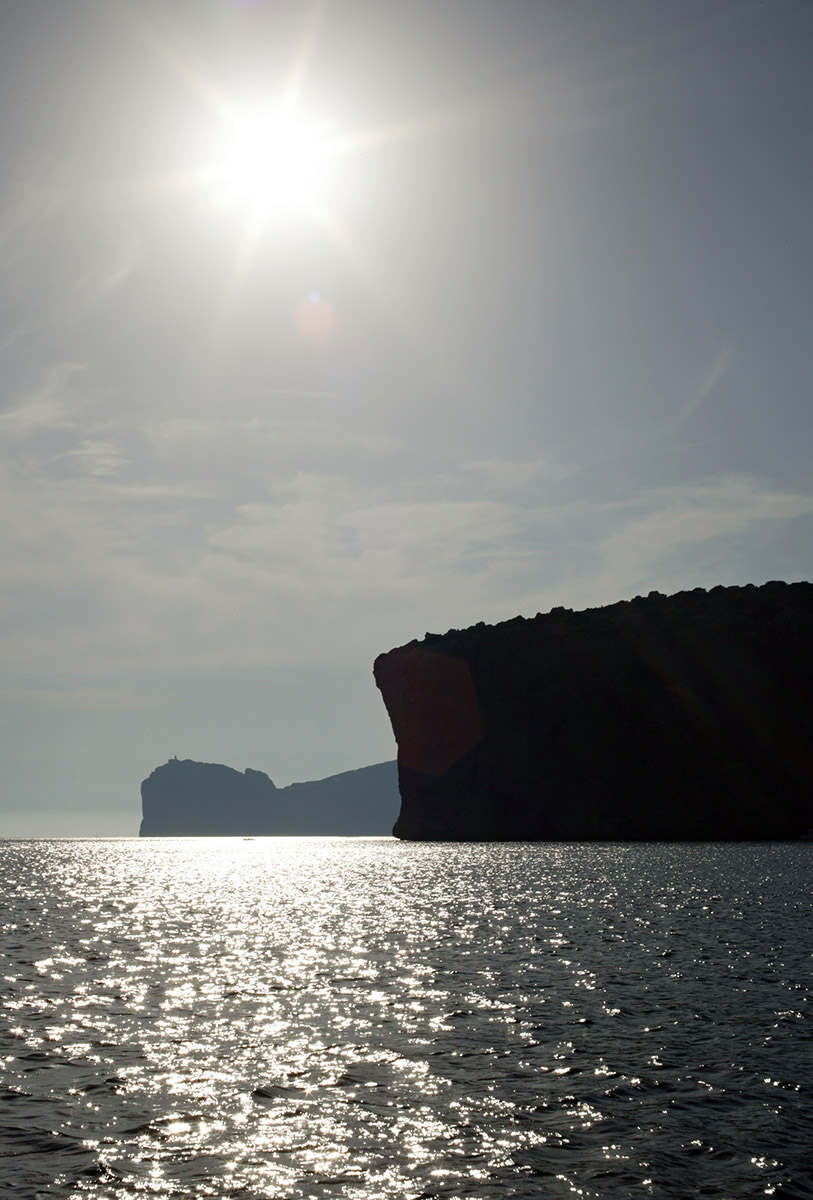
[0,839,811,1197]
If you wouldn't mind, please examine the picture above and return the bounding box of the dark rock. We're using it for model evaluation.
[373,582,813,840]
[139,758,398,836]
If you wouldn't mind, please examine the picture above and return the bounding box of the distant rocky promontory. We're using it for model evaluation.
[139,758,398,836]
[374,581,813,840]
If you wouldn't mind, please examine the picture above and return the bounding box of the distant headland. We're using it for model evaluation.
[374,581,813,840]
[139,759,398,836]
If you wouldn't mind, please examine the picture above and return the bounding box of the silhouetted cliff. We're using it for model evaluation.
[139,758,398,836]
[374,582,813,840]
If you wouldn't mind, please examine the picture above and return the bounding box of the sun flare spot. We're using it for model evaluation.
[213,108,330,212]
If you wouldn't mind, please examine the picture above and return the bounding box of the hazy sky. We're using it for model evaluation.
[2,0,812,835]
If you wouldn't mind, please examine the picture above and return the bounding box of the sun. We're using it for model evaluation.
[212,107,331,213]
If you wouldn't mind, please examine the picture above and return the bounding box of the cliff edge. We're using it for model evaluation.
[373,582,813,840]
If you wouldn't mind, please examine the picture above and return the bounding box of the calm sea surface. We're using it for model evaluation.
[1,839,811,1199]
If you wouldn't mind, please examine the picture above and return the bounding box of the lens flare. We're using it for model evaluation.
[294,292,339,343]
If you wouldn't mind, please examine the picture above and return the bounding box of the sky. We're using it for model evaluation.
[2,0,812,835]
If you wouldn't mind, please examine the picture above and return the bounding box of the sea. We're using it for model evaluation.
[1,839,811,1200]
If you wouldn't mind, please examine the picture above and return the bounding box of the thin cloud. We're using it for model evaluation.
[56,439,129,478]
[592,475,813,596]
[0,362,87,433]
[2,364,812,684]
[463,455,579,495]
[0,171,64,265]
[73,226,141,304]
[683,344,733,422]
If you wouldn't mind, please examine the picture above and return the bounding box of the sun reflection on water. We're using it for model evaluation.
[1,839,812,1197]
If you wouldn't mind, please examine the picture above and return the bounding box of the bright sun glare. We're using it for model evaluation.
[213,108,331,212]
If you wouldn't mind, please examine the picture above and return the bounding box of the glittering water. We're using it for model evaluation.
[1,839,811,1199]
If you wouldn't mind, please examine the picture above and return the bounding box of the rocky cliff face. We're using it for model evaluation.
[140,759,398,836]
[374,582,813,840]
